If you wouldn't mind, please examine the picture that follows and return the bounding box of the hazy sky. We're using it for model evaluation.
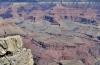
[0,0,100,2]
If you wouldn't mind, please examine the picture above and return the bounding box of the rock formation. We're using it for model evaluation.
[0,35,34,65]
[0,2,100,65]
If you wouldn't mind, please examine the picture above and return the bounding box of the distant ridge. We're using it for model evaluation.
[0,0,100,2]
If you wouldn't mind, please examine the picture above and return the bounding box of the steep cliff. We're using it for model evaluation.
[0,35,34,65]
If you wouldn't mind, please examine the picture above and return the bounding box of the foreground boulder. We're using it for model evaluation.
[0,35,34,65]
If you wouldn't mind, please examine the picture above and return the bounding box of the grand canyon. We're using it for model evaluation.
[0,1,100,65]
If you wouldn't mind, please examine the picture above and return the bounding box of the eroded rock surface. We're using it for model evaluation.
[0,35,34,65]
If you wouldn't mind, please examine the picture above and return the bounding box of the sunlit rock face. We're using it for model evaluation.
[0,35,34,65]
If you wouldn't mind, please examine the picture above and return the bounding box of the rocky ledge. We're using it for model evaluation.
[0,35,34,65]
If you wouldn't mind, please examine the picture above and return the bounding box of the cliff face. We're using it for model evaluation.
[0,35,34,65]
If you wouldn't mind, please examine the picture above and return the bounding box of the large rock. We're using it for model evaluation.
[0,35,23,54]
[0,35,34,65]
